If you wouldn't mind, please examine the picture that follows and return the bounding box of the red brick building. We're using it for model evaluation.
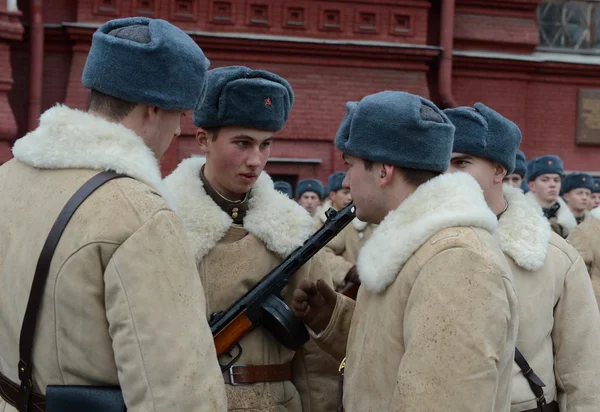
[2,0,600,186]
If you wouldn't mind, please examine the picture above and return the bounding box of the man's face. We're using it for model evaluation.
[298,191,321,216]
[564,188,591,213]
[529,174,561,205]
[199,126,273,199]
[342,154,381,223]
[447,153,498,198]
[591,193,600,209]
[331,188,352,211]
[503,173,523,189]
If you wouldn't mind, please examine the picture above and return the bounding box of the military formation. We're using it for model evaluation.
[0,16,599,412]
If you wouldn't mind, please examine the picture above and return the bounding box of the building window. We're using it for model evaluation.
[538,0,600,51]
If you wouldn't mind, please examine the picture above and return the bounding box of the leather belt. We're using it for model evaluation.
[0,371,46,411]
[223,363,292,385]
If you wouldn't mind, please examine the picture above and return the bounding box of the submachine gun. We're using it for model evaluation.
[210,202,356,368]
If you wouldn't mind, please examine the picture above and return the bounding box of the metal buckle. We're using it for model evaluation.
[228,364,248,386]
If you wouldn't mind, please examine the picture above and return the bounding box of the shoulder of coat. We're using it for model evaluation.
[413,226,491,263]
[109,177,172,221]
[549,231,581,264]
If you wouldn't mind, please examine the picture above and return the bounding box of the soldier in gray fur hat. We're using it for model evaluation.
[292,91,519,412]
[164,66,338,412]
[0,17,226,412]
[446,103,600,412]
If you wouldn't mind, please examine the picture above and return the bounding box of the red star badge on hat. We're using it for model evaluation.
[265,97,272,107]
[548,160,553,165]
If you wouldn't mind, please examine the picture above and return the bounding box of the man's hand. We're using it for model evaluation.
[292,279,338,334]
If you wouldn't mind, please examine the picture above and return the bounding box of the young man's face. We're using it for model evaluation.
[198,126,273,199]
[330,188,352,211]
[342,154,381,223]
[529,174,561,205]
[564,188,591,213]
[503,173,523,189]
[447,153,499,199]
[298,191,321,216]
[591,193,600,209]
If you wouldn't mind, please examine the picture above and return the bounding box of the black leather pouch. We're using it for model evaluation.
[46,386,125,412]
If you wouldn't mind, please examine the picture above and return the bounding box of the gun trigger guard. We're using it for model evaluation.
[219,342,243,372]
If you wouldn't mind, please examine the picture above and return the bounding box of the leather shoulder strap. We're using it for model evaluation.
[17,171,127,412]
[514,347,547,407]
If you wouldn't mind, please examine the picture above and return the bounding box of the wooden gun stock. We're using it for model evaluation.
[213,312,254,357]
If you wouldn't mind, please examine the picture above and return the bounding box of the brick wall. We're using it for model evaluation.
[453,67,600,172]
[7,0,600,179]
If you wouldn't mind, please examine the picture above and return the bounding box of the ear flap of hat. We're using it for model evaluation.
[444,107,489,156]
[335,102,358,153]
[474,103,522,173]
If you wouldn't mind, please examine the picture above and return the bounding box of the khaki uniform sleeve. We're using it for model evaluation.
[104,210,227,412]
[567,227,593,273]
[320,246,354,287]
[393,248,515,412]
[552,253,600,411]
[309,293,355,362]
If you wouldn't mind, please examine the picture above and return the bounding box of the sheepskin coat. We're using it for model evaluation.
[313,173,519,412]
[0,105,227,412]
[165,157,334,412]
[500,186,600,411]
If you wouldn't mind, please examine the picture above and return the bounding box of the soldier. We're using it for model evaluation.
[568,202,600,309]
[0,17,226,411]
[592,178,600,209]
[296,178,324,216]
[445,103,600,412]
[315,171,376,289]
[503,149,526,189]
[561,173,594,224]
[293,91,519,412]
[163,66,335,412]
[274,180,293,199]
[526,155,576,238]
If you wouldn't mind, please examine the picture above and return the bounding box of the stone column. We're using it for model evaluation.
[0,0,23,164]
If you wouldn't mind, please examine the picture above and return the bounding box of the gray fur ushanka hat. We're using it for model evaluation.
[527,155,564,182]
[83,17,210,111]
[514,150,527,178]
[296,179,324,200]
[335,91,455,173]
[193,66,294,132]
[561,173,595,194]
[444,103,523,174]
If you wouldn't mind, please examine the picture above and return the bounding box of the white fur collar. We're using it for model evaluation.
[591,207,600,221]
[524,192,578,235]
[318,199,369,231]
[163,157,314,262]
[12,105,174,207]
[497,185,551,271]
[352,219,369,231]
[357,173,497,293]
[555,197,578,234]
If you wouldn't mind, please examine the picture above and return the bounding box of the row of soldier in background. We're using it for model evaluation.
[503,151,600,237]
